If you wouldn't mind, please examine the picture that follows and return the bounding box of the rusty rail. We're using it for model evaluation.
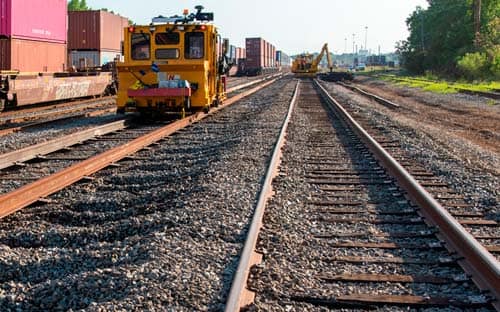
[0,119,130,170]
[0,78,278,219]
[336,81,400,109]
[314,79,500,310]
[225,80,299,311]
[227,73,282,93]
[0,97,115,125]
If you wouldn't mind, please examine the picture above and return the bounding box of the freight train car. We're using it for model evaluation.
[0,71,115,111]
[243,37,279,76]
[116,6,229,116]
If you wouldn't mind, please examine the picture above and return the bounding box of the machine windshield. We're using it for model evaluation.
[185,32,204,59]
[156,32,180,45]
[131,33,150,60]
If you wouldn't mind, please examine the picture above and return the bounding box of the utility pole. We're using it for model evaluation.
[473,0,481,48]
[344,38,347,53]
[352,34,355,54]
[364,26,368,52]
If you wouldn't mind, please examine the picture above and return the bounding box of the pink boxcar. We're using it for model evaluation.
[0,0,67,43]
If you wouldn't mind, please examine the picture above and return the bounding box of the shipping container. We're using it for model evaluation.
[245,55,264,69]
[0,38,66,72]
[264,41,269,67]
[68,10,129,51]
[271,45,276,67]
[68,50,121,69]
[0,0,67,43]
[246,38,265,56]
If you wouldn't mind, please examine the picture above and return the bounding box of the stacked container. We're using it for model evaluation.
[0,0,67,72]
[276,50,291,68]
[246,37,265,71]
[271,45,276,67]
[68,10,129,69]
[235,47,246,65]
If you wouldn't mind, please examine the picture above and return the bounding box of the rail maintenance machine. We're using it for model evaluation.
[292,43,353,81]
[116,6,230,117]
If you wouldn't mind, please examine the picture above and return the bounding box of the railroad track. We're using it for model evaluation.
[0,78,278,217]
[227,79,499,311]
[0,77,292,310]
[0,76,278,138]
[0,97,117,137]
[335,81,400,109]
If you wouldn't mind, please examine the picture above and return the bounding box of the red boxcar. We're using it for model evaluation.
[0,0,67,43]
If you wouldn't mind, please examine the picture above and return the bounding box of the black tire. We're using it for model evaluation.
[184,97,191,110]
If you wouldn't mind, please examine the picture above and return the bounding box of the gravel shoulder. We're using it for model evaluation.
[0,78,296,311]
[322,80,499,221]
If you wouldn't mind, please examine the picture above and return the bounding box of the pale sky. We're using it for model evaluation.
[86,0,428,55]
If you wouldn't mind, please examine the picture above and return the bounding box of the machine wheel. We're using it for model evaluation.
[213,99,219,108]
[203,105,210,114]
[184,97,191,110]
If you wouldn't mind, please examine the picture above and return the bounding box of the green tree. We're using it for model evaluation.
[399,0,499,79]
[68,0,90,11]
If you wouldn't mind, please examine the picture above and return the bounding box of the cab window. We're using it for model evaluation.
[185,32,204,59]
[156,32,180,45]
[131,33,150,60]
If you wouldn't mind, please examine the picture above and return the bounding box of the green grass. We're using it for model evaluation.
[378,73,499,94]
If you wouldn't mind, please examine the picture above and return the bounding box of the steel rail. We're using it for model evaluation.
[0,78,278,219]
[225,80,300,311]
[0,107,117,137]
[336,81,400,109]
[0,97,116,125]
[0,119,130,170]
[314,79,500,310]
[227,73,282,93]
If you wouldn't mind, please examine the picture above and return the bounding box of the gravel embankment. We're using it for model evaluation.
[0,113,124,154]
[0,77,296,311]
[321,81,499,222]
[248,80,492,311]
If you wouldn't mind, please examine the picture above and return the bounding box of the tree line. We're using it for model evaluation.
[67,0,115,14]
[397,0,499,80]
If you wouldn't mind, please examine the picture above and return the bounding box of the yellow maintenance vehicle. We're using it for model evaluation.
[292,43,353,81]
[116,5,230,116]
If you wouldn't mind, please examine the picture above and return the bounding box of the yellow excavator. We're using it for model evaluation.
[292,43,332,77]
[292,43,353,81]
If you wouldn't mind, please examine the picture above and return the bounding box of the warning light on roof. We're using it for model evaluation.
[183,9,189,15]
[128,26,135,32]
